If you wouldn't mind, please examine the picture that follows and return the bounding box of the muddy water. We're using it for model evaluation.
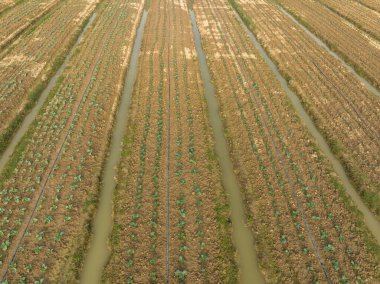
[189,9,265,284]
[0,12,97,173]
[232,11,380,243]
[279,6,380,97]
[80,10,148,284]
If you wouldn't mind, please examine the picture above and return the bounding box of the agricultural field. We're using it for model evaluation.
[356,0,380,12]
[316,0,380,40]
[0,0,61,49]
[0,0,379,283]
[192,0,379,282]
[0,0,143,281]
[103,0,236,282]
[0,0,98,154]
[276,0,380,89]
[0,0,17,14]
[234,0,380,219]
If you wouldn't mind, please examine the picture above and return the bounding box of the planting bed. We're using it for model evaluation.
[0,0,61,49]
[0,0,97,154]
[193,0,379,282]
[276,0,380,89]
[0,0,143,282]
[316,0,380,40]
[103,0,237,282]
[0,0,16,14]
[356,0,380,12]
[235,0,380,219]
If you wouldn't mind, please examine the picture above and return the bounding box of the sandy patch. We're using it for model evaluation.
[28,62,46,78]
[74,0,99,23]
[184,47,196,60]
[173,0,187,11]
[0,54,30,67]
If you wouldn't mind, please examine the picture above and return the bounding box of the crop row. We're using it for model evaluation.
[0,0,61,49]
[0,0,17,14]
[193,0,379,282]
[0,0,97,154]
[276,0,380,89]
[234,0,380,218]
[103,0,237,282]
[316,0,380,41]
[0,0,143,282]
[355,0,380,12]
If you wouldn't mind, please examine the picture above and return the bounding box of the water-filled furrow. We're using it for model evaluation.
[189,9,265,284]
[80,10,148,284]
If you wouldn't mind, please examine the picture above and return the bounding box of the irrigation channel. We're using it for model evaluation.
[165,4,172,283]
[232,10,380,243]
[80,10,148,284]
[190,9,265,284]
[0,12,97,173]
[279,6,380,97]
